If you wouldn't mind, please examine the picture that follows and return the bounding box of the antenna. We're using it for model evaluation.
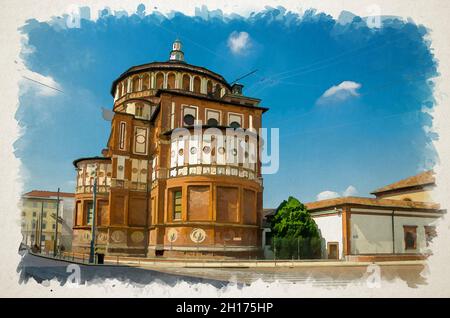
[229,69,258,85]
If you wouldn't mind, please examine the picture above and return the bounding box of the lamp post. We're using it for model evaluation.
[53,188,60,257]
[39,201,44,252]
[89,164,98,264]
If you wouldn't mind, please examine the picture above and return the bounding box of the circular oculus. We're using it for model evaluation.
[136,134,146,144]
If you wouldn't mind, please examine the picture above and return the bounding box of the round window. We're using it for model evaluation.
[190,147,197,154]
[218,147,226,155]
[136,134,145,144]
[183,114,195,125]
[202,146,211,154]
[178,149,184,156]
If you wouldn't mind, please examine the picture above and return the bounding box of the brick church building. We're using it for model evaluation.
[72,39,267,258]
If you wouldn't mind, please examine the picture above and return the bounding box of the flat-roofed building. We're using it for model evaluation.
[306,171,443,261]
[21,190,75,253]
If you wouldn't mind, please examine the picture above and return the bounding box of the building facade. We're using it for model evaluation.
[21,190,75,252]
[261,170,444,261]
[72,40,267,258]
[307,170,443,261]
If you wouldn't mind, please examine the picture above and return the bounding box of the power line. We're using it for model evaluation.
[22,76,64,94]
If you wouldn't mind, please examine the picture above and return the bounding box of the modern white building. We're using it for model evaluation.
[262,171,445,261]
[307,171,444,261]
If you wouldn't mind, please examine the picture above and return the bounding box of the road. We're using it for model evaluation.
[18,251,228,288]
[150,263,427,288]
[18,251,427,288]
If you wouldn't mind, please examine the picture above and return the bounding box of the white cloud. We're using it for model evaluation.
[316,190,340,201]
[316,80,361,104]
[316,185,359,201]
[342,185,358,197]
[227,31,251,55]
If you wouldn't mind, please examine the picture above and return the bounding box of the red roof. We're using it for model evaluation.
[23,190,75,198]
[371,170,435,195]
[306,196,440,212]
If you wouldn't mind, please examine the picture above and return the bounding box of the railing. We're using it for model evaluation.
[167,164,258,182]
[76,185,110,194]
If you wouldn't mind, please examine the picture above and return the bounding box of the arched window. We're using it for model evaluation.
[206,81,213,94]
[213,84,222,98]
[207,118,219,126]
[182,74,190,91]
[230,121,241,129]
[135,103,144,117]
[121,82,126,96]
[193,76,201,93]
[155,72,164,89]
[132,76,140,92]
[167,73,176,89]
[142,74,150,90]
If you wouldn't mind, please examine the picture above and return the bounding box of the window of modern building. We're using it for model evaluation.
[42,222,46,230]
[52,224,56,230]
[32,211,36,217]
[86,201,94,225]
[403,225,417,250]
[172,189,182,221]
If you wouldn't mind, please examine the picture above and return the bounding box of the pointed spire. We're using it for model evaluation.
[169,38,185,62]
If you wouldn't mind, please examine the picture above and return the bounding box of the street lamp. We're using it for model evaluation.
[88,163,98,264]
[53,188,60,257]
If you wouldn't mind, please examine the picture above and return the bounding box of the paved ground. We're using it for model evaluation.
[18,251,228,288]
[147,263,428,288]
[18,251,427,288]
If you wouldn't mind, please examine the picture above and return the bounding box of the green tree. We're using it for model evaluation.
[271,196,320,239]
[270,196,322,259]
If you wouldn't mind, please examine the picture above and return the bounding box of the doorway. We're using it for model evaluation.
[327,242,339,260]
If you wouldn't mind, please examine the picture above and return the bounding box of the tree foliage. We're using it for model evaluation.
[271,196,320,239]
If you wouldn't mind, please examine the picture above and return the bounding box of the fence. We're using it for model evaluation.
[271,237,322,260]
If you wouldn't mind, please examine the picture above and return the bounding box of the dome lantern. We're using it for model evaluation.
[169,38,185,62]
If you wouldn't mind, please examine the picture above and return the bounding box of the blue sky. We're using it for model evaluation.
[16,6,437,207]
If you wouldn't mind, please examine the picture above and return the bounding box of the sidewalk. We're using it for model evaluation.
[32,251,425,268]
